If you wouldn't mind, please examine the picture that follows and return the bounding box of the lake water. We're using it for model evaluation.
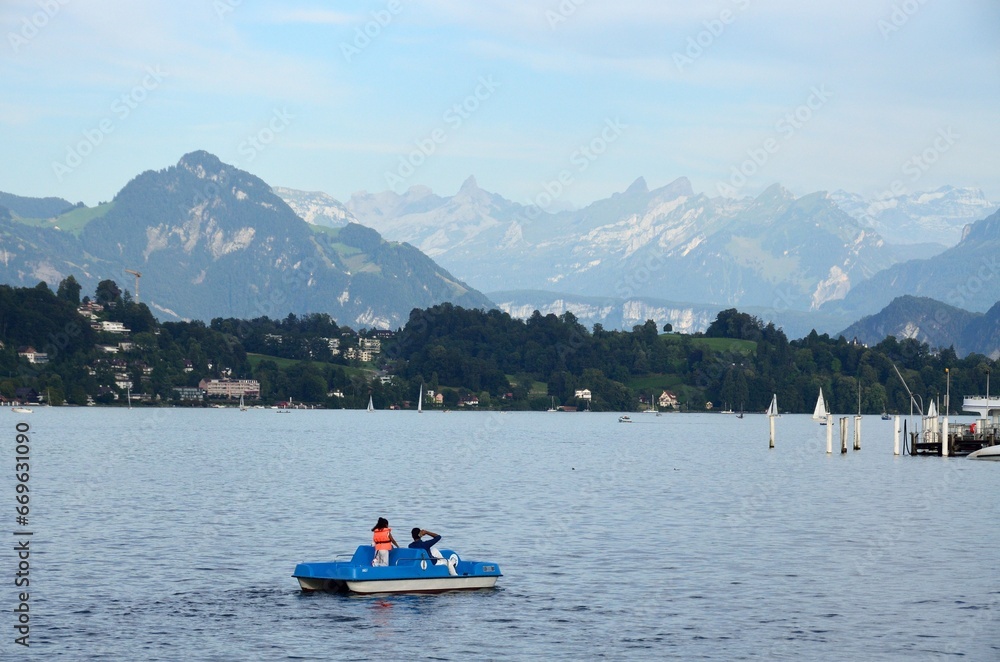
[2,408,997,660]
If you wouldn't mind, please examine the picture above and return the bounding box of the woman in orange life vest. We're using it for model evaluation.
[371,517,399,566]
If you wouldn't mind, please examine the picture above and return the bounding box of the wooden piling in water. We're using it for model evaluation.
[840,417,848,454]
[893,416,900,456]
[826,414,833,453]
[854,415,861,451]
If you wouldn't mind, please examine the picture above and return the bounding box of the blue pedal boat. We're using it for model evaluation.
[292,545,502,594]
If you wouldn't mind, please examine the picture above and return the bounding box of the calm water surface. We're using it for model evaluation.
[2,408,997,660]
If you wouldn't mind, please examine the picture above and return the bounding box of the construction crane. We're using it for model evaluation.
[124,268,142,303]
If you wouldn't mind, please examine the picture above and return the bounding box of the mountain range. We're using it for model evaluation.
[0,152,490,326]
[827,208,1000,319]
[279,176,994,332]
[830,186,994,247]
[336,176,895,313]
[373,178,990,314]
[2,151,999,356]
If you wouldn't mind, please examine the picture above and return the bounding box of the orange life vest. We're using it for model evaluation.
[373,527,392,551]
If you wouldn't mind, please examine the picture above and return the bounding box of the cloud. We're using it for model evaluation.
[1,2,346,112]
[1,0,996,204]
[262,8,354,25]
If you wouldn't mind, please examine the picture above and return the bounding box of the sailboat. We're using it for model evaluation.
[239,393,247,412]
[127,384,132,410]
[417,385,423,414]
[812,388,828,424]
[766,394,778,417]
[547,396,557,412]
[367,395,375,412]
[642,393,660,414]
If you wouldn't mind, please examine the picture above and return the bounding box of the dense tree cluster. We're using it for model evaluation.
[386,303,997,414]
[0,280,995,413]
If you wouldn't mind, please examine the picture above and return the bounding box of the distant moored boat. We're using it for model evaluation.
[812,388,828,423]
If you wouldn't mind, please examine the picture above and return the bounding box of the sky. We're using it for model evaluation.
[1,0,998,209]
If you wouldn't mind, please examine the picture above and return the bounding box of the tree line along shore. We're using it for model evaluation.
[0,277,994,413]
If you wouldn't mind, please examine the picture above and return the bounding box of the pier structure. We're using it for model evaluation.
[907,396,1000,456]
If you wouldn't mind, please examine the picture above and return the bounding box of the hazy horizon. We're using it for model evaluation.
[3,1,998,208]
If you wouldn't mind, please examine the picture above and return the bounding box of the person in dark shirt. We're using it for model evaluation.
[408,528,441,552]
[409,528,457,575]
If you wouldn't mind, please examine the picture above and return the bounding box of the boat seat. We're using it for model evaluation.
[350,546,377,565]
[391,548,426,565]
[350,545,460,568]
[389,547,458,565]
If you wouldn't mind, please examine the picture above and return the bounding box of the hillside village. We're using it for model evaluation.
[0,277,994,415]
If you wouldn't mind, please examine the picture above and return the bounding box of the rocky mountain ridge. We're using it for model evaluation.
[329,176,903,313]
[0,152,492,327]
[839,294,1000,358]
[828,208,1000,319]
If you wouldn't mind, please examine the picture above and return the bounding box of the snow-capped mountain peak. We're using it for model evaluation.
[830,185,996,247]
[271,186,358,228]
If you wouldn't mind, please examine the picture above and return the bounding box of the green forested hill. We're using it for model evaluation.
[385,304,995,414]
[0,191,74,219]
[0,279,994,413]
[839,296,979,354]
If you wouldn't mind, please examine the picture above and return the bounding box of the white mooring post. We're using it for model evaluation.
[767,394,777,449]
[854,415,861,451]
[941,416,949,457]
[893,415,900,455]
[840,417,848,454]
[826,413,833,453]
